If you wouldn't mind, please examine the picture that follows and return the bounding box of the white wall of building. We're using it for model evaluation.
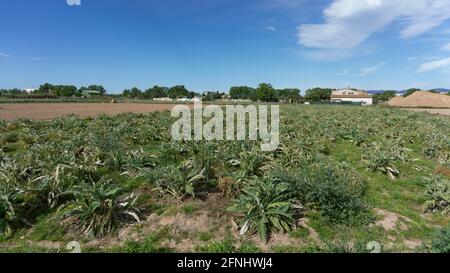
[332,98,373,105]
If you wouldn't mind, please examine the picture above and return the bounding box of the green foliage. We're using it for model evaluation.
[168,85,197,99]
[238,240,261,253]
[229,84,301,102]
[202,91,225,101]
[198,236,236,253]
[286,165,370,225]
[198,231,213,242]
[121,227,172,253]
[62,180,140,237]
[1,104,450,251]
[277,88,302,102]
[254,83,278,102]
[30,214,65,242]
[325,240,368,253]
[364,140,408,180]
[229,177,295,242]
[431,226,450,253]
[181,203,198,215]
[229,86,254,100]
[403,88,421,97]
[144,85,169,99]
[304,87,333,101]
[373,91,396,102]
[197,236,260,253]
[424,176,450,214]
[122,87,142,98]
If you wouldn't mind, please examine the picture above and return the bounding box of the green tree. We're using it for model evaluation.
[87,85,106,95]
[144,85,168,99]
[37,83,77,97]
[37,83,53,94]
[202,91,225,101]
[373,91,396,102]
[0,88,25,95]
[403,88,421,97]
[255,83,277,102]
[122,89,131,97]
[129,87,142,98]
[229,86,254,100]
[277,88,302,102]
[305,88,333,101]
[168,85,190,99]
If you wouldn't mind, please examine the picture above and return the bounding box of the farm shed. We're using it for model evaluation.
[82,90,102,97]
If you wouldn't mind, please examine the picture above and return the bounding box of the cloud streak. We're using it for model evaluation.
[357,61,385,76]
[417,57,450,73]
[298,0,450,49]
[336,68,349,76]
[66,0,81,6]
[442,43,450,51]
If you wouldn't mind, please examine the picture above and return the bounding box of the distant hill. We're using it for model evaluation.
[365,89,449,96]
[367,90,403,96]
[431,88,450,93]
[367,90,388,95]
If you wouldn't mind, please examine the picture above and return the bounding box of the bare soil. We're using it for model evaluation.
[0,103,188,121]
[387,91,450,108]
[406,108,450,116]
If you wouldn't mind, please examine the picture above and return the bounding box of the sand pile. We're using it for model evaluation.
[387,91,450,108]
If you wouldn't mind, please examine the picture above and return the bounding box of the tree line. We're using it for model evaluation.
[229,83,302,102]
[0,83,325,103]
[4,82,445,102]
[0,83,106,98]
[122,85,200,99]
[121,83,303,103]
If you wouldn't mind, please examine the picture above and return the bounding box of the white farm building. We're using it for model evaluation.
[330,88,373,105]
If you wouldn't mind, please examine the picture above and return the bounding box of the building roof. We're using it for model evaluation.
[331,88,372,98]
[331,95,373,99]
[82,90,102,94]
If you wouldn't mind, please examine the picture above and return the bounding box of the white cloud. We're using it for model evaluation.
[417,57,450,73]
[32,58,45,61]
[298,0,450,49]
[265,26,276,31]
[0,53,11,58]
[442,43,450,51]
[66,0,81,6]
[337,68,349,76]
[357,61,385,76]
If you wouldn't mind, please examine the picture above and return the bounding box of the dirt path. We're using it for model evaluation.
[405,108,450,117]
[0,103,187,121]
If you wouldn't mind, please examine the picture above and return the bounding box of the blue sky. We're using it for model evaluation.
[2,0,450,93]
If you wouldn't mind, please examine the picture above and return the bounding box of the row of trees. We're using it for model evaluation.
[121,85,200,99]
[0,88,25,95]
[229,83,302,102]
[0,84,107,97]
[36,83,106,97]
[120,83,303,102]
[4,83,447,102]
[373,91,396,101]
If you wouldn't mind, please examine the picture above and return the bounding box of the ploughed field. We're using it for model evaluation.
[0,103,182,121]
[406,108,450,117]
[0,105,449,253]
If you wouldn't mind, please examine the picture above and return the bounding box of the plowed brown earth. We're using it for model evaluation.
[0,103,188,121]
[406,108,450,116]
